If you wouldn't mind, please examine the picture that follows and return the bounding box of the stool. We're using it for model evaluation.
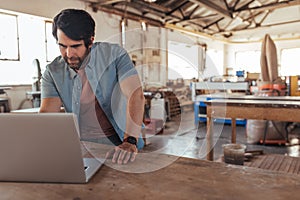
[0,97,10,112]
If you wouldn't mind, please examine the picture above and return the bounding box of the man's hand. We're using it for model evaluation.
[106,142,138,164]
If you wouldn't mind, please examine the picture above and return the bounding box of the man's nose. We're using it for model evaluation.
[66,47,74,57]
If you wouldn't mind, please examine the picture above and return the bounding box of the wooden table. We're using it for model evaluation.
[0,142,299,200]
[205,99,300,161]
[194,93,300,102]
[193,94,300,125]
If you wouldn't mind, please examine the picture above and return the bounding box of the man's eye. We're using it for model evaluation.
[71,44,82,48]
[59,44,67,48]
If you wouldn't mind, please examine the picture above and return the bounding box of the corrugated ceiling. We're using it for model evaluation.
[79,0,300,42]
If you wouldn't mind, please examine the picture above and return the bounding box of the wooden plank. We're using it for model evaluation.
[277,157,289,172]
[249,154,268,168]
[282,156,294,173]
[205,99,300,108]
[261,155,277,170]
[207,105,300,123]
[1,153,300,200]
[294,157,300,174]
[231,118,236,143]
[1,142,300,200]
[288,159,298,174]
[244,154,300,175]
[206,116,213,161]
[270,154,285,171]
[194,94,300,103]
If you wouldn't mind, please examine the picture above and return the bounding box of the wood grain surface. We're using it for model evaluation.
[0,142,299,200]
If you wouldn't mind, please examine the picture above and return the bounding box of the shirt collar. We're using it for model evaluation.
[77,52,91,72]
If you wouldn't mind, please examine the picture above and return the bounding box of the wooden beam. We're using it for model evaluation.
[235,0,300,12]
[188,0,233,18]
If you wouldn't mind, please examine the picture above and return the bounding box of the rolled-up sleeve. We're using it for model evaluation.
[41,67,59,99]
[115,47,137,82]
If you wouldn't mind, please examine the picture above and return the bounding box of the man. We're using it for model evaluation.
[39,9,145,164]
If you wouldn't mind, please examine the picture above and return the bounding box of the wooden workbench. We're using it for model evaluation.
[0,142,299,200]
[205,99,300,161]
[195,93,300,102]
[193,94,300,125]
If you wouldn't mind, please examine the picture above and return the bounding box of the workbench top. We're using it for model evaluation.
[195,93,300,102]
[204,98,300,108]
[1,142,299,200]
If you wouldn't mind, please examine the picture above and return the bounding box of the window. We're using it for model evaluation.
[280,48,300,76]
[0,12,19,60]
[204,49,223,77]
[45,21,59,62]
[0,9,59,85]
[168,41,199,80]
[235,50,261,73]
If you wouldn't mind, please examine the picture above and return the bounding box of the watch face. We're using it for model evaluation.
[126,136,137,145]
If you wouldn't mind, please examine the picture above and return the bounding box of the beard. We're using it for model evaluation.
[64,49,90,70]
[64,56,83,70]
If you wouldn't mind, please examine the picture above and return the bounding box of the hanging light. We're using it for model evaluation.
[120,18,127,47]
[141,21,147,31]
[144,0,157,2]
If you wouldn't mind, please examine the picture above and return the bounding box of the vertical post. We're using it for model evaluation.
[206,116,214,161]
[231,118,236,143]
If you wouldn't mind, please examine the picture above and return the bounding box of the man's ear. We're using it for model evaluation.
[89,36,95,47]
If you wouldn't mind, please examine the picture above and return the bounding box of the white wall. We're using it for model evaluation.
[0,0,123,42]
[167,30,225,78]
[0,0,79,18]
[225,38,300,73]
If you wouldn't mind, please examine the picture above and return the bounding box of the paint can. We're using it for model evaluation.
[223,143,246,165]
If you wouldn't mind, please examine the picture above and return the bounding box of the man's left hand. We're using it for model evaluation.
[106,142,138,164]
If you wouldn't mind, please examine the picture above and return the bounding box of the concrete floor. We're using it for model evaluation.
[143,110,300,161]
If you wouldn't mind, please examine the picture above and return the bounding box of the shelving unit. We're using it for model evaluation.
[164,91,181,120]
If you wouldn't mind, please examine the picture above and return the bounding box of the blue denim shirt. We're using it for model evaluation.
[41,42,144,149]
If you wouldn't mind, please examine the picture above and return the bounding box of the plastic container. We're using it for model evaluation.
[222,144,246,165]
[236,70,245,77]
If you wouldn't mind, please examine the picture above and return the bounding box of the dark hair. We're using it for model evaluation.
[52,9,95,48]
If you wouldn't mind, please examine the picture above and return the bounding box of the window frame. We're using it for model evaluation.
[0,12,20,61]
[280,47,300,76]
[234,50,261,73]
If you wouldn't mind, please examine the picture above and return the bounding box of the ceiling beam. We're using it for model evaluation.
[80,0,125,6]
[90,4,163,27]
[102,0,213,30]
[177,14,218,23]
[235,0,300,12]
[188,0,233,18]
[214,18,300,36]
[166,0,190,15]
[81,0,300,42]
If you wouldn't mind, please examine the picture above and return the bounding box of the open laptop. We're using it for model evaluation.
[0,113,104,183]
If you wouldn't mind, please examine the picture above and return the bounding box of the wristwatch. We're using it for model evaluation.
[124,136,137,146]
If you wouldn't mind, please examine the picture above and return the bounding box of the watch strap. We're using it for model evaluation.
[124,136,137,146]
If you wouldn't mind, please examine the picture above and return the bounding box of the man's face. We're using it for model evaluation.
[57,29,92,70]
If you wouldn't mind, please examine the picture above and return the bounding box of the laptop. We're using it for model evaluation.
[0,113,104,183]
